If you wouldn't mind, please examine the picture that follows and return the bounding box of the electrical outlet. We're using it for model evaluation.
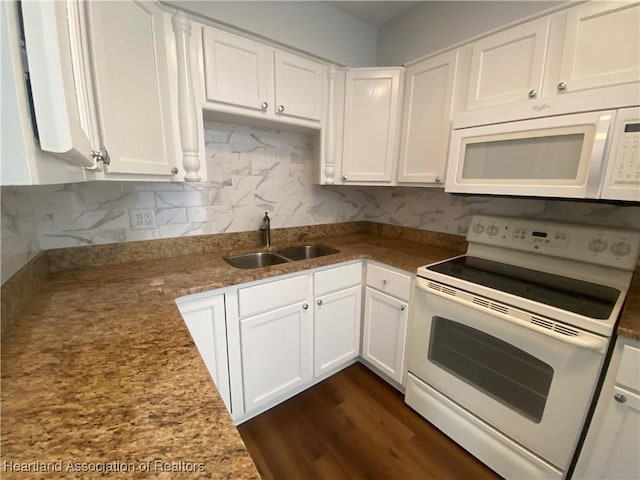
[130,208,156,230]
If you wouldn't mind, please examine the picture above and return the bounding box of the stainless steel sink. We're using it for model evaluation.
[224,252,290,269]
[276,244,340,261]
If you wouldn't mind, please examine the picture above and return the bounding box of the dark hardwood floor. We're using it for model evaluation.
[237,363,501,480]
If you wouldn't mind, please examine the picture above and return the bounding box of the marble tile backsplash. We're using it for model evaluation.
[1,187,41,284]
[2,120,640,284]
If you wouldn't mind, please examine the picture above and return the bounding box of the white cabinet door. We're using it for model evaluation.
[583,385,640,479]
[556,1,640,95]
[87,0,177,177]
[398,50,458,185]
[467,18,550,109]
[178,294,231,412]
[274,51,323,122]
[202,27,272,112]
[341,68,403,183]
[362,287,408,385]
[240,302,312,412]
[314,285,362,377]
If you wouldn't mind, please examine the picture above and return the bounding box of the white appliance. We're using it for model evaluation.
[405,215,640,479]
[445,107,640,201]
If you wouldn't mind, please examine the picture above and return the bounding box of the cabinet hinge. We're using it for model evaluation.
[91,148,110,166]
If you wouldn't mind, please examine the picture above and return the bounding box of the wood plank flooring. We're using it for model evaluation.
[237,363,501,480]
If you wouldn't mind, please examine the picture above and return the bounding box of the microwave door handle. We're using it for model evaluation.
[585,112,615,198]
[415,279,607,352]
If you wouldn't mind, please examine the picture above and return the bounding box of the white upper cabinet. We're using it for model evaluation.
[11,0,181,182]
[554,1,640,95]
[274,51,323,121]
[87,0,178,178]
[201,26,325,126]
[466,18,550,110]
[341,67,403,184]
[398,50,458,185]
[202,27,272,112]
[20,1,95,168]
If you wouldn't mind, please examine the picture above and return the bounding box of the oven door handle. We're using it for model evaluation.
[415,280,608,353]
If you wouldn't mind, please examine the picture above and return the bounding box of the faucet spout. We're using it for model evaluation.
[260,212,271,247]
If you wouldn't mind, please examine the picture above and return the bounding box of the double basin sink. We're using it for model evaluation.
[224,245,340,269]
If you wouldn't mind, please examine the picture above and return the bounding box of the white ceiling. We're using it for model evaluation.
[327,1,420,26]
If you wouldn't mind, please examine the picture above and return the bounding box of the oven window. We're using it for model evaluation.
[429,316,553,423]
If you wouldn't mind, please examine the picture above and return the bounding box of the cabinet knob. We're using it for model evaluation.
[171,167,179,175]
[382,279,388,286]
[400,305,405,311]
[557,82,567,91]
[342,175,348,181]
[435,176,442,183]
[277,105,285,113]
[302,303,309,310]
[317,299,323,306]
[261,102,269,110]
[528,89,537,98]
[614,393,627,403]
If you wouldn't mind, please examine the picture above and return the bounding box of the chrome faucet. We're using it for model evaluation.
[260,212,271,247]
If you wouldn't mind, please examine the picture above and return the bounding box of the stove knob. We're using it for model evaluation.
[486,224,499,236]
[472,223,485,234]
[610,241,632,257]
[588,238,608,253]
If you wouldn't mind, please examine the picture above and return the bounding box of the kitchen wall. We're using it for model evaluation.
[163,1,377,66]
[3,120,639,285]
[376,1,565,65]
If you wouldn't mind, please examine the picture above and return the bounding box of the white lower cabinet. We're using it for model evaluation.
[362,288,408,385]
[313,260,363,377]
[176,292,231,412]
[575,336,640,479]
[362,262,412,388]
[178,260,416,423]
[240,301,313,412]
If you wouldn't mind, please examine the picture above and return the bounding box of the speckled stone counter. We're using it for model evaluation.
[618,269,640,341]
[1,224,464,479]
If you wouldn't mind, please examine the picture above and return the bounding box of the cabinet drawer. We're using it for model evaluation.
[314,262,362,296]
[617,344,640,390]
[238,274,308,318]
[366,264,411,301]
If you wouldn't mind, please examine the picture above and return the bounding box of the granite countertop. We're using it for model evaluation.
[1,230,460,479]
[618,269,640,341]
[2,226,638,479]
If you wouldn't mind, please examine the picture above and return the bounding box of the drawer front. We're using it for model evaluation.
[314,262,362,297]
[366,263,411,301]
[238,274,309,318]
[617,343,640,390]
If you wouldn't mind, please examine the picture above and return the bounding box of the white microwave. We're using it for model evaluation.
[445,107,640,202]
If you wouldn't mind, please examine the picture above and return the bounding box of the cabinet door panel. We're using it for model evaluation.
[274,51,323,121]
[314,285,362,376]
[87,0,176,176]
[584,385,640,479]
[363,288,408,385]
[240,303,312,412]
[558,1,640,94]
[398,51,458,184]
[467,18,550,109]
[342,69,402,182]
[202,28,271,111]
[179,295,231,412]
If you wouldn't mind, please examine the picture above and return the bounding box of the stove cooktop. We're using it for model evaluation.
[425,256,620,320]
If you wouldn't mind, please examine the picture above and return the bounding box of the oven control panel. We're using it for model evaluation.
[467,215,640,269]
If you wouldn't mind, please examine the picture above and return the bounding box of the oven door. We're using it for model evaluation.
[407,277,608,470]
